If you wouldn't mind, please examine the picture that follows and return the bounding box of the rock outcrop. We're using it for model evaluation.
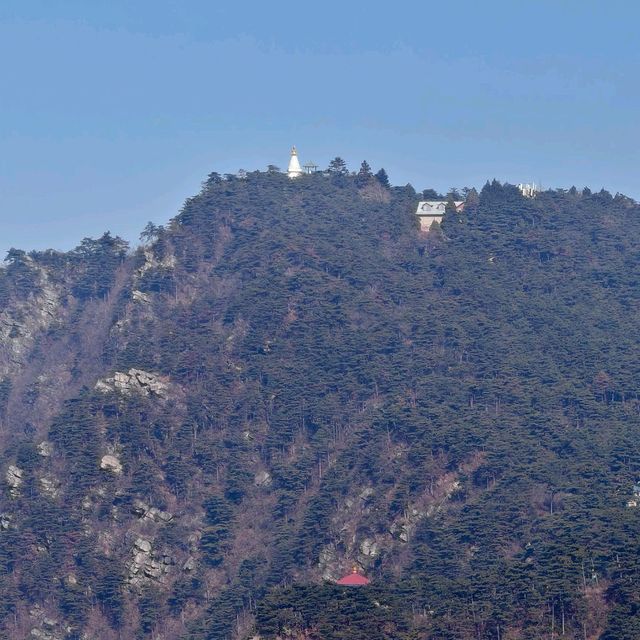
[254,470,272,487]
[100,455,123,474]
[135,248,176,280]
[0,264,62,378]
[39,476,60,498]
[28,605,69,640]
[37,441,53,457]
[131,499,173,523]
[359,538,379,557]
[131,290,152,303]
[127,537,174,587]
[6,464,23,495]
[95,368,170,398]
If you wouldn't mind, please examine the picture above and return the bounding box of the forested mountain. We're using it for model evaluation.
[1,166,640,640]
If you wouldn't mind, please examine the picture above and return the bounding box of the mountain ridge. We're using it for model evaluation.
[0,170,639,639]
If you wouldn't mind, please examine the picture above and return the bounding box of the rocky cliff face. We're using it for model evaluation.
[0,268,61,378]
[0,174,639,639]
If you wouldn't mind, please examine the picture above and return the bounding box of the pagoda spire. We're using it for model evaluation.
[287,146,303,179]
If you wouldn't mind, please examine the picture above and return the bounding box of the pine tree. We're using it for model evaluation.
[327,157,348,175]
[355,161,373,187]
[375,168,390,188]
[445,194,458,215]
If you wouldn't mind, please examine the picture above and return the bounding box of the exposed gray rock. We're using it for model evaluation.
[318,544,340,581]
[183,556,196,571]
[0,513,11,530]
[0,268,61,378]
[390,521,411,542]
[143,559,163,579]
[131,499,149,517]
[254,470,272,487]
[39,476,60,498]
[29,629,59,640]
[148,507,173,523]
[132,290,152,303]
[136,248,176,280]
[96,368,170,398]
[28,604,63,640]
[359,538,379,557]
[131,499,173,523]
[42,617,57,629]
[161,553,175,566]
[128,537,174,586]
[359,487,375,502]
[134,538,152,553]
[100,455,123,474]
[6,464,23,494]
[37,441,53,457]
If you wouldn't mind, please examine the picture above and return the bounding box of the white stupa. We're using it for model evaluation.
[287,146,303,178]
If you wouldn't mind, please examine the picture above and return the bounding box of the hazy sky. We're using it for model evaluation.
[1,1,638,256]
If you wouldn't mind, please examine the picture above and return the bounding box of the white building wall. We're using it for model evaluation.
[415,201,464,231]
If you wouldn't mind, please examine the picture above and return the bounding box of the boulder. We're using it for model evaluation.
[148,507,173,523]
[96,368,169,398]
[131,500,173,523]
[131,499,149,518]
[127,537,174,585]
[132,290,151,303]
[100,455,122,474]
[359,487,375,502]
[37,441,52,457]
[134,538,152,553]
[29,630,57,640]
[143,560,163,579]
[254,470,272,487]
[390,521,411,542]
[359,538,379,557]
[6,465,23,493]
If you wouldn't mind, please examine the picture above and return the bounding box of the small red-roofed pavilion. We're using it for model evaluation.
[336,566,371,586]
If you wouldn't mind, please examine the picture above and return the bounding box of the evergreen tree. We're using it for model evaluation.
[375,168,390,188]
[200,496,233,567]
[355,160,373,187]
[327,157,348,175]
[445,193,458,215]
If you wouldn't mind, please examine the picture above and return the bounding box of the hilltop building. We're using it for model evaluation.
[303,161,319,174]
[287,147,319,177]
[287,146,303,178]
[517,183,540,198]
[415,200,464,231]
[336,567,371,586]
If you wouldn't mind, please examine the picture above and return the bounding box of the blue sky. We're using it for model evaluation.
[0,1,638,256]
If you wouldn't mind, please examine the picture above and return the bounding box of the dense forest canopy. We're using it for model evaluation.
[0,166,639,639]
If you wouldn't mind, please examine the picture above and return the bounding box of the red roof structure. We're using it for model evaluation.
[336,567,371,586]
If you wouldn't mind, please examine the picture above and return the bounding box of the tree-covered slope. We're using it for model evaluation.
[1,169,639,639]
